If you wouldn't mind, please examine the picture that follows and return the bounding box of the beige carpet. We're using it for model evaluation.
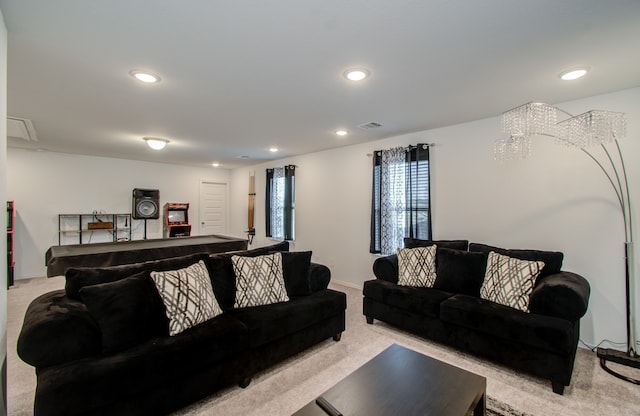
[7,277,640,416]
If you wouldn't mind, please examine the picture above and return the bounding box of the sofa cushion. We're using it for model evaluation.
[208,241,290,310]
[281,251,312,297]
[228,289,346,348]
[481,251,544,312]
[433,248,487,297]
[80,272,169,354]
[469,243,563,280]
[397,246,437,287]
[65,252,212,301]
[404,238,469,251]
[34,313,249,415]
[440,294,576,355]
[363,279,453,319]
[233,253,289,308]
[151,260,223,336]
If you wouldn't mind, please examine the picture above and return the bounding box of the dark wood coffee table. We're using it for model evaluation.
[293,344,486,416]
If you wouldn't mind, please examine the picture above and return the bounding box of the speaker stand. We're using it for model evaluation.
[143,219,148,240]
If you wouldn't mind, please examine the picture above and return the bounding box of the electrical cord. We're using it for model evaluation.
[580,338,640,352]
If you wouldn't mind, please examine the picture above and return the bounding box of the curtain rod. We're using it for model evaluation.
[367,142,436,157]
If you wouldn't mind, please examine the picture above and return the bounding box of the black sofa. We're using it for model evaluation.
[18,242,346,415]
[363,238,590,394]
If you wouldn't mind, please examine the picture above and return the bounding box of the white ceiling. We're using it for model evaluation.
[2,0,640,169]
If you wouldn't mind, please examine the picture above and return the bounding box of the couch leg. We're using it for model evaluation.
[366,316,374,324]
[239,377,251,388]
[552,382,565,395]
[333,332,342,342]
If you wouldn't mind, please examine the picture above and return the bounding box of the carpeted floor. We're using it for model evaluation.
[7,277,640,416]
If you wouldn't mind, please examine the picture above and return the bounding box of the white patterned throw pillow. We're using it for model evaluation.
[481,251,545,312]
[233,252,289,308]
[150,260,223,336]
[397,245,437,287]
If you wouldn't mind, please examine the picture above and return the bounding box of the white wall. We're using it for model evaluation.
[229,87,640,348]
[6,150,235,279]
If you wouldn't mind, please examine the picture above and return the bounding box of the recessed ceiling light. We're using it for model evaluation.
[269,147,279,153]
[335,130,348,136]
[130,70,161,83]
[211,162,220,167]
[343,68,370,81]
[143,137,169,150]
[559,68,589,81]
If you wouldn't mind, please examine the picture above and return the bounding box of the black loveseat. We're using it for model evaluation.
[18,242,347,415]
[363,238,590,394]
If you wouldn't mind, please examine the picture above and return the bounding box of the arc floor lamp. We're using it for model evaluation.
[495,102,638,383]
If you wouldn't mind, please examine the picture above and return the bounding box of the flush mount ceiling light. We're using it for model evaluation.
[335,130,348,136]
[559,67,589,81]
[343,68,370,81]
[130,70,161,83]
[211,162,220,167]
[144,137,169,150]
[269,147,279,153]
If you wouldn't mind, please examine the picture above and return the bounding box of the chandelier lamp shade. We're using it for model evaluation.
[495,102,638,384]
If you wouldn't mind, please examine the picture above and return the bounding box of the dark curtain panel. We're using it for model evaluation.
[283,165,295,241]
[370,152,382,253]
[265,168,274,238]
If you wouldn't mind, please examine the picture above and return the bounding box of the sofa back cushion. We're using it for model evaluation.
[433,248,487,297]
[79,272,169,354]
[404,238,469,251]
[65,253,212,301]
[468,243,563,280]
[208,241,290,310]
[281,251,313,296]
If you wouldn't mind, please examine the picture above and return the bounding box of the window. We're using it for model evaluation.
[266,165,295,241]
[370,144,432,255]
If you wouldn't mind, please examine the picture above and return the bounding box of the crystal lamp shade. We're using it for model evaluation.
[556,110,627,148]
[494,135,531,162]
[502,102,558,137]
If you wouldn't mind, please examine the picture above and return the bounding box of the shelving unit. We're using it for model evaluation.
[58,213,132,245]
[7,201,15,287]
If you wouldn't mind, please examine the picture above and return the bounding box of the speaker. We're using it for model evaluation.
[132,188,160,219]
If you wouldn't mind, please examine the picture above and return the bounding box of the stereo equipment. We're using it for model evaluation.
[132,188,160,219]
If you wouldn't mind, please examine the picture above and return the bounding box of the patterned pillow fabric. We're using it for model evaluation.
[481,251,545,312]
[233,252,289,308]
[397,245,437,287]
[150,260,223,336]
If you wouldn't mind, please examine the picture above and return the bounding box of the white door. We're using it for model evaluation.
[199,181,228,235]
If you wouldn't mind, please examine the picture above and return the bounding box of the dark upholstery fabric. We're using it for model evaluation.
[308,263,331,292]
[208,241,290,310]
[468,243,563,279]
[363,279,453,318]
[440,295,575,355]
[372,254,399,283]
[404,238,469,251]
[34,314,249,416]
[79,272,169,354]
[17,290,100,369]
[228,290,346,348]
[65,253,212,301]
[529,272,590,321]
[21,238,347,416]
[433,248,487,296]
[281,251,312,296]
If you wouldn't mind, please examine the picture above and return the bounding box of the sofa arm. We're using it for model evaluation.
[309,263,331,292]
[372,254,399,284]
[17,290,101,369]
[529,272,590,321]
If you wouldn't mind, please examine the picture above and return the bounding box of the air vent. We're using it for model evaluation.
[7,117,38,141]
[357,121,383,130]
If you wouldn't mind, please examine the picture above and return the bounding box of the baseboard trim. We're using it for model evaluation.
[330,279,363,290]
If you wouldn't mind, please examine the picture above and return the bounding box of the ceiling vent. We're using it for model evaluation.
[7,117,38,141]
[357,121,383,130]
